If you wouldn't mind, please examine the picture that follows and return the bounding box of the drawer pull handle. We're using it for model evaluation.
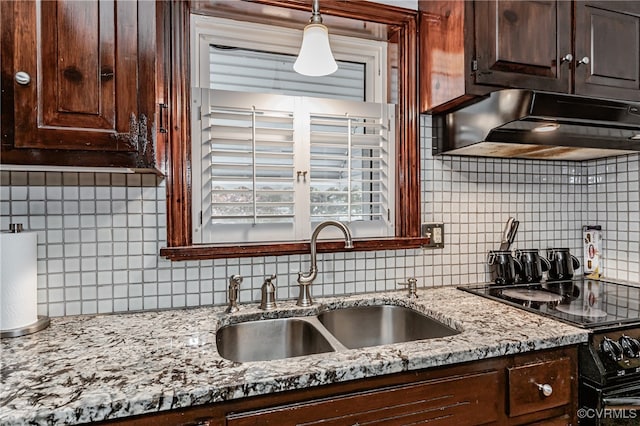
[535,383,553,397]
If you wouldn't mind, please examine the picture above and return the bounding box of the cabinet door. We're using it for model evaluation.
[226,370,500,426]
[473,0,572,92]
[574,1,640,101]
[1,0,161,168]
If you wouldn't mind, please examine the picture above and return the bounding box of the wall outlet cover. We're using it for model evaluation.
[422,223,444,248]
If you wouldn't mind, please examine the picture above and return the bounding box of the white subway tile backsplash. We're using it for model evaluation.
[2,116,639,316]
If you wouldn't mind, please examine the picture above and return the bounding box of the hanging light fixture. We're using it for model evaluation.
[293,0,338,77]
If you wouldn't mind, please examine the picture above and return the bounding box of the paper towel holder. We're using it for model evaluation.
[1,223,50,338]
[1,316,50,338]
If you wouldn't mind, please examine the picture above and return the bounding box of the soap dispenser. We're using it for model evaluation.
[260,274,277,310]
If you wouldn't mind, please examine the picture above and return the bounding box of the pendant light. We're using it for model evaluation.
[293,0,338,77]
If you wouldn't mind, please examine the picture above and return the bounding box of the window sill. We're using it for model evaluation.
[160,237,432,261]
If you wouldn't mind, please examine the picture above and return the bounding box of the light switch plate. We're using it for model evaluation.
[422,223,445,248]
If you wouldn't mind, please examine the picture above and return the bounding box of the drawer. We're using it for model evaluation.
[507,357,572,417]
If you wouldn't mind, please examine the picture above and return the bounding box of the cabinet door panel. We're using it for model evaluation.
[227,371,500,426]
[574,1,640,101]
[12,0,138,151]
[474,0,572,92]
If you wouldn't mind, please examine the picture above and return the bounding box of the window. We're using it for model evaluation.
[191,16,386,101]
[161,1,421,260]
[190,16,396,245]
[192,90,395,244]
[207,45,367,101]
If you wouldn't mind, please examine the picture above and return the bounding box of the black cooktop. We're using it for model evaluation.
[459,279,640,331]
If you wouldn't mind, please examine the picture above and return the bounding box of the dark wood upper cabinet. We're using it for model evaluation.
[0,0,165,171]
[473,0,572,92]
[574,1,640,101]
[420,0,640,112]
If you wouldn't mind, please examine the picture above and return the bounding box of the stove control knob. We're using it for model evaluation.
[619,335,640,358]
[600,337,624,362]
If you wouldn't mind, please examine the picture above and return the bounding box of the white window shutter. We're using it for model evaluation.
[193,89,394,244]
[306,99,395,239]
[193,90,297,243]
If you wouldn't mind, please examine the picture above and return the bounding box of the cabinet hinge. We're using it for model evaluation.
[159,103,168,134]
[471,60,478,72]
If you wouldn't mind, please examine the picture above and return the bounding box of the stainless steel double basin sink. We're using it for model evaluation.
[216,305,460,362]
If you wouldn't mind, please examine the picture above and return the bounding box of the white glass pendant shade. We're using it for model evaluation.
[294,23,338,77]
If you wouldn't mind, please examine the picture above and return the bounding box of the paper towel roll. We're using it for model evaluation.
[1,231,38,331]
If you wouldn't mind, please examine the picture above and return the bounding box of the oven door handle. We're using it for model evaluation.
[603,397,640,406]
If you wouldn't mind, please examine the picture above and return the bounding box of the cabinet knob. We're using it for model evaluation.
[577,56,590,66]
[14,71,31,86]
[561,53,573,63]
[536,383,553,397]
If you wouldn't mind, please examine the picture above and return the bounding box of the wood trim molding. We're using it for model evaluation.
[162,0,421,261]
[165,0,192,247]
[161,237,431,261]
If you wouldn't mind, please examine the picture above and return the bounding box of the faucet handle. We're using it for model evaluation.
[226,274,243,313]
[260,274,277,310]
[398,277,418,299]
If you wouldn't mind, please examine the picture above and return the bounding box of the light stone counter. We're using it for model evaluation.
[0,287,588,425]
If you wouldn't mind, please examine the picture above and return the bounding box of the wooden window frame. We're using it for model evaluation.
[160,0,424,261]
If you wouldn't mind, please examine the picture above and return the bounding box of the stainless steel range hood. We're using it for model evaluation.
[432,89,640,161]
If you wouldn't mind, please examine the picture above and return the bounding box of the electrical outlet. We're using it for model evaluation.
[421,223,445,248]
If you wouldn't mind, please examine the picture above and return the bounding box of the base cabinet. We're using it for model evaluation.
[104,346,578,426]
[228,371,500,426]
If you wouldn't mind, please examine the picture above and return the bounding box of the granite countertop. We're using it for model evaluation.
[0,287,589,425]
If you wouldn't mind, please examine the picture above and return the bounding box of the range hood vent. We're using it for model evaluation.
[432,89,640,161]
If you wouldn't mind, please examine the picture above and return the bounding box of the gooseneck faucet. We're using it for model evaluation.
[297,220,353,307]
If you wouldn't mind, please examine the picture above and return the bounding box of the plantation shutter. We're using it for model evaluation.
[305,99,395,239]
[192,90,297,243]
[192,89,395,244]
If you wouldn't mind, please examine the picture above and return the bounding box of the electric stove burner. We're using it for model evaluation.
[459,279,640,329]
[501,289,563,303]
[555,304,608,318]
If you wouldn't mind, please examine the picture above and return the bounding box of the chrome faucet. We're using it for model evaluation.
[225,274,243,313]
[297,220,353,307]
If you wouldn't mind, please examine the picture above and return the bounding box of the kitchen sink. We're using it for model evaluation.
[216,318,335,362]
[216,304,459,362]
[317,305,459,349]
